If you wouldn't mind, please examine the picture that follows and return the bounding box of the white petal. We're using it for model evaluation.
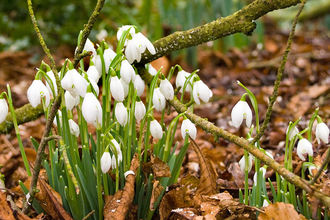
[69,119,80,137]
[65,91,79,111]
[135,101,146,122]
[160,79,174,100]
[297,139,313,161]
[0,99,8,124]
[115,102,127,126]
[110,76,125,102]
[133,75,145,96]
[104,48,117,73]
[120,60,136,84]
[150,120,163,139]
[152,88,166,111]
[231,101,252,128]
[316,122,329,144]
[82,93,100,124]
[27,80,50,108]
[181,119,197,140]
[101,152,112,173]
[86,65,100,83]
[72,71,88,98]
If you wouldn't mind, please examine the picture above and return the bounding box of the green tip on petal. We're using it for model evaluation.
[110,67,117,77]
[86,83,93,93]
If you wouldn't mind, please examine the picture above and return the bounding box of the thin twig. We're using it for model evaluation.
[251,0,308,145]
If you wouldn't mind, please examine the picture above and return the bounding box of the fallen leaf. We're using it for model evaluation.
[258,202,307,220]
[167,208,199,220]
[150,180,165,211]
[142,154,171,179]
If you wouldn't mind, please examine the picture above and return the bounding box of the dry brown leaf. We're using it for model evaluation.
[38,179,73,220]
[307,84,330,99]
[0,191,18,220]
[104,153,140,220]
[286,91,310,120]
[258,202,307,220]
[142,154,171,179]
[150,180,165,211]
[167,208,199,220]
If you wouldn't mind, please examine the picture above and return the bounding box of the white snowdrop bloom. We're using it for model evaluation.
[53,110,62,127]
[181,118,197,140]
[176,70,193,93]
[104,48,117,73]
[253,167,266,185]
[135,101,146,122]
[316,122,329,144]
[297,138,313,161]
[69,119,80,137]
[83,38,96,57]
[86,65,100,83]
[125,33,156,63]
[93,55,102,76]
[120,78,129,98]
[238,155,253,173]
[61,69,88,98]
[192,80,213,105]
[101,151,112,173]
[133,74,145,97]
[152,88,166,111]
[115,102,128,126]
[0,98,8,124]
[231,100,252,128]
[117,25,136,45]
[120,60,136,84]
[160,78,174,100]
[110,76,125,102]
[263,199,270,207]
[45,70,58,97]
[308,165,317,176]
[27,79,50,108]
[111,139,122,169]
[286,125,299,141]
[150,119,163,139]
[82,92,102,127]
[65,90,80,111]
[89,77,100,96]
[148,64,158,76]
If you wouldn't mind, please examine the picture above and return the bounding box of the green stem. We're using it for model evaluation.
[96,129,103,220]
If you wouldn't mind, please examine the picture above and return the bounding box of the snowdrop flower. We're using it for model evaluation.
[297,138,313,161]
[176,70,193,93]
[117,25,136,45]
[0,98,8,124]
[82,92,102,128]
[83,38,96,57]
[86,63,100,83]
[263,199,269,207]
[104,48,117,73]
[120,60,136,84]
[61,68,88,98]
[53,110,62,127]
[68,119,80,137]
[110,76,125,102]
[231,96,252,128]
[27,79,50,108]
[135,100,146,122]
[101,151,112,173]
[192,79,213,105]
[89,77,99,96]
[133,74,145,96]
[152,88,166,111]
[111,139,122,169]
[316,117,329,144]
[181,118,197,140]
[253,167,266,185]
[238,155,253,173]
[94,54,102,75]
[120,78,129,98]
[45,70,58,97]
[308,164,317,176]
[286,125,299,141]
[65,91,80,111]
[115,102,128,126]
[150,119,163,139]
[125,32,156,63]
[148,64,158,76]
[160,77,174,100]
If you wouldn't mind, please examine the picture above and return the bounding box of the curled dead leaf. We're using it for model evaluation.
[258,202,307,220]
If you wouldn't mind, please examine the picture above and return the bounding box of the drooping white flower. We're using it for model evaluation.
[115,102,128,126]
[297,138,313,161]
[135,101,146,122]
[150,119,163,139]
[61,69,88,98]
[94,54,102,75]
[238,155,253,173]
[160,78,174,100]
[104,48,117,73]
[176,70,193,93]
[89,77,100,96]
[253,167,266,185]
[111,139,122,169]
[110,76,125,102]
[120,60,136,84]
[148,64,158,76]
[86,65,100,83]
[192,80,213,105]
[316,122,329,144]
[263,199,270,207]
[101,151,112,173]
[125,33,156,63]
[69,119,80,137]
[27,79,50,108]
[231,100,252,128]
[133,74,145,96]
[83,38,96,57]
[181,118,197,140]
[0,98,8,124]
[286,125,299,141]
[65,91,80,111]
[117,25,136,46]
[45,70,58,97]
[152,88,166,111]
[82,92,102,128]
[120,78,129,98]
